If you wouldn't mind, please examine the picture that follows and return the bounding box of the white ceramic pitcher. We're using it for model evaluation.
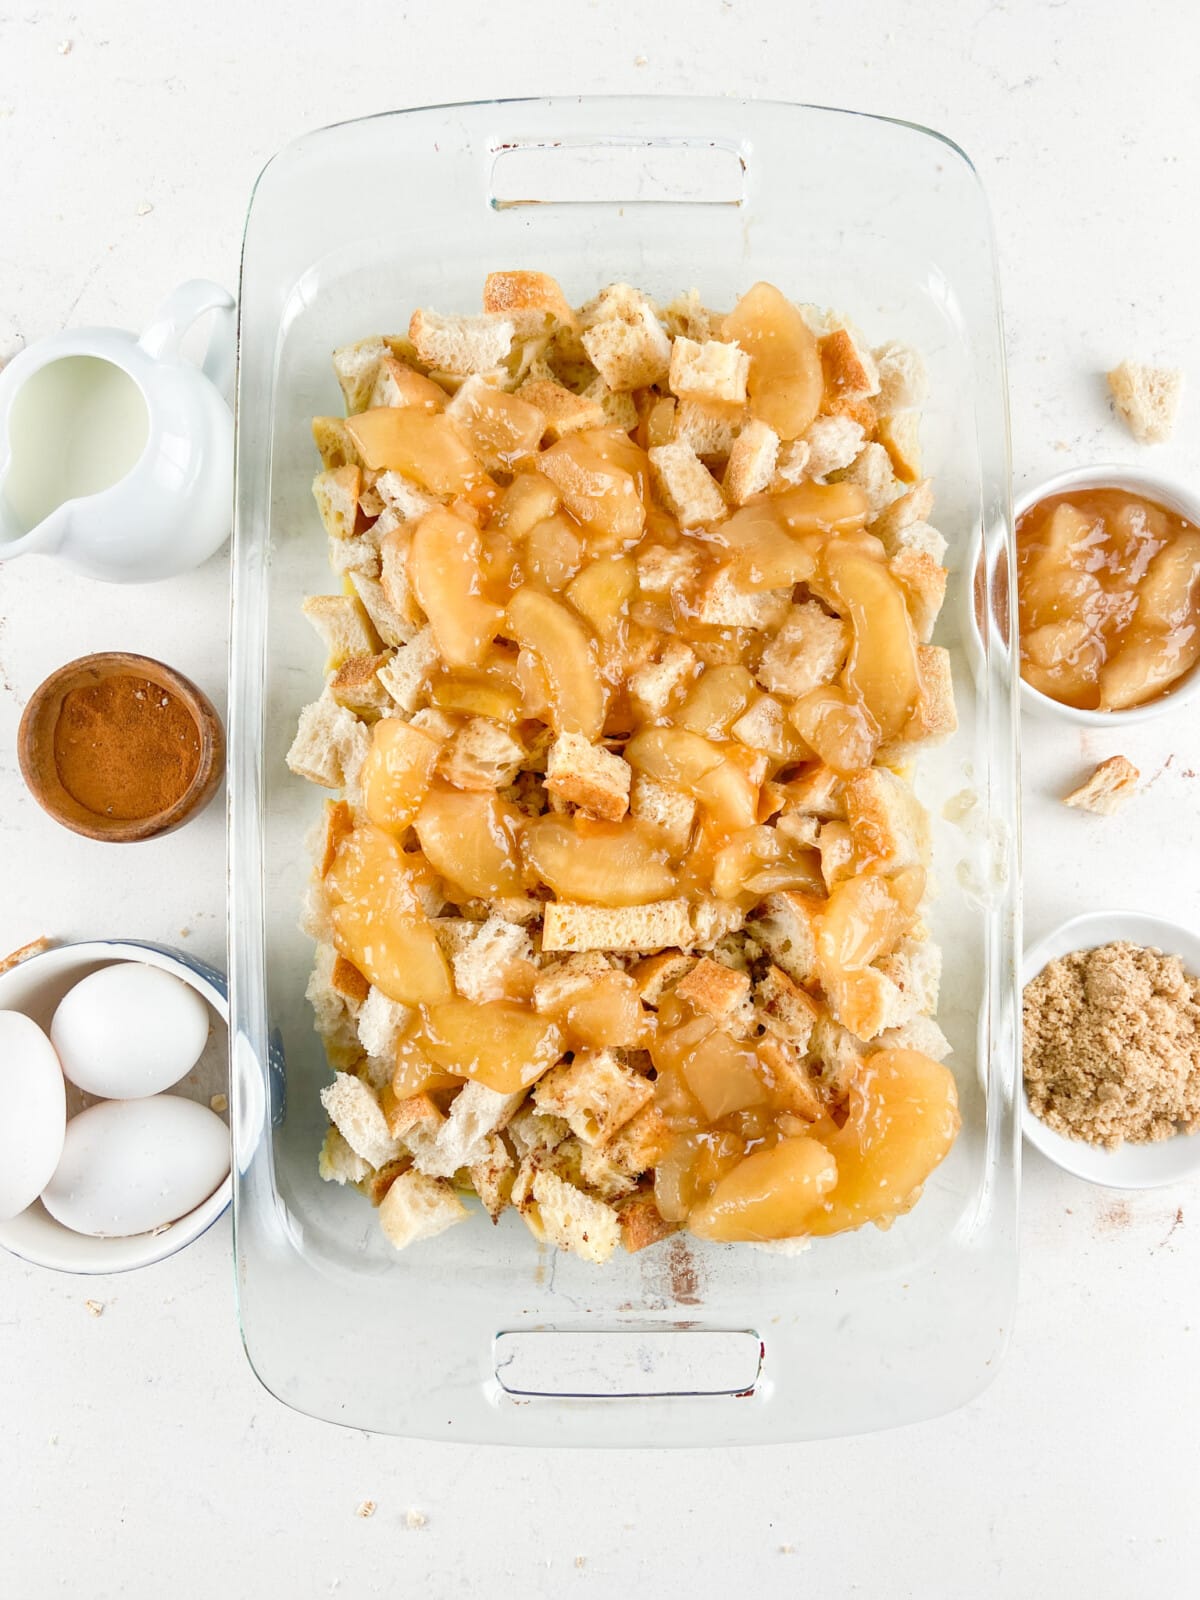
[0,280,235,582]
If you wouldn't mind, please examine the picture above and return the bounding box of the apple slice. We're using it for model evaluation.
[789,686,880,776]
[539,433,646,545]
[361,718,441,834]
[505,586,607,738]
[419,1000,563,1094]
[522,816,675,906]
[325,826,452,1006]
[408,507,505,669]
[773,480,870,534]
[413,785,525,900]
[688,1136,838,1241]
[344,408,482,494]
[722,282,823,441]
[710,503,820,591]
[492,471,561,539]
[816,540,921,741]
[448,382,546,472]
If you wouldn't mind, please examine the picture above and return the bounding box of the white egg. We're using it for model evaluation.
[50,962,211,1098]
[41,1095,229,1237]
[0,1011,67,1220]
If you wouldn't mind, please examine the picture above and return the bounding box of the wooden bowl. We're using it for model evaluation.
[18,652,224,843]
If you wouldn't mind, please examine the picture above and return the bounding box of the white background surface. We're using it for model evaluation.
[2,2,1200,1594]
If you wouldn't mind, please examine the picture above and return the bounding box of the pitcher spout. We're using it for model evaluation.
[0,484,70,561]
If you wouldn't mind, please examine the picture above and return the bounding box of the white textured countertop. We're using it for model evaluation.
[2,2,1199,1593]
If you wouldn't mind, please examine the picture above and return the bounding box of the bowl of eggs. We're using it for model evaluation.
[0,941,232,1273]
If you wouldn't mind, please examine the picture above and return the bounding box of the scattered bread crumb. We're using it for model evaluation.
[355,1501,376,1519]
[1106,361,1183,445]
[57,39,73,54]
[405,1509,428,1530]
[136,201,153,217]
[1063,755,1140,816]
[0,936,51,975]
[575,1556,587,1569]
[1024,941,1200,1147]
[85,1300,104,1317]
[210,1092,229,1114]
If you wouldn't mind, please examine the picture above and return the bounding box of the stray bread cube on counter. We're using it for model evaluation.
[1063,755,1140,815]
[298,272,961,1262]
[1106,361,1183,445]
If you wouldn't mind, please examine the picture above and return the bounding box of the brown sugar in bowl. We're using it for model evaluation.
[18,652,224,842]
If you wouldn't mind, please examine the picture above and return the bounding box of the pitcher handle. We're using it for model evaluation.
[138,279,237,399]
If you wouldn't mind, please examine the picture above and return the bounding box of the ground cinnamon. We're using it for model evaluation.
[52,675,201,820]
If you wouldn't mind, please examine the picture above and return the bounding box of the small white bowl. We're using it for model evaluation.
[972,463,1200,726]
[0,940,231,1273]
[1022,911,1200,1189]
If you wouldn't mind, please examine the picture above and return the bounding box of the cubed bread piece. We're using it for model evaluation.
[1106,361,1183,445]
[376,627,438,715]
[516,378,606,440]
[874,341,928,412]
[533,1050,655,1146]
[663,288,723,344]
[648,441,728,527]
[694,569,790,630]
[575,1140,640,1202]
[580,287,672,390]
[869,477,934,549]
[747,892,822,983]
[349,569,419,648]
[330,955,370,1008]
[408,308,514,374]
[604,1103,674,1177]
[629,773,697,852]
[730,693,789,758]
[542,899,693,954]
[672,398,741,461]
[879,412,921,483]
[514,1163,621,1263]
[410,1082,527,1179]
[756,601,850,698]
[358,1157,413,1207]
[300,881,334,944]
[312,465,362,540]
[674,957,751,1020]
[376,471,438,522]
[690,898,747,949]
[773,812,821,853]
[635,541,703,594]
[889,519,947,565]
[772,439,811,487]
[803,415,865,478]
[871,1013,952,1062]
[306,943,351,1037]
[875,936,942,1017]
[368,355,447,411]
[286,692,371,792]
[466,1132,516,1222]
[756,1032,823,1121]
[533,952,613,1015]
[356,986,412,1061]
[1063,755,1141,815]
[314,798,354,877]
[722,419,779,506]
[668,336,750,405]
[506,1105,572,1161]
[582,376,639,432]
[843,768,931,871]
[809,1011,865,1097]
[318,1125,372,1186]
[828,964,918,1042]
[754,964,820,1049]
[619,1192,681,1253]
[320,1071,403,1169]
[380,1087,444,1139]
[452,915,534,1004]
[838,442,897,515]
[332,337,390,414]
[545,732,632,821]
[328,526,383,578]
[431,917,487,962]
[483,270,576,339]
[327,650,394,717]
[312,416,364,471]
[819,326,881,400]
[301,594,380,667]
[817,820,856,890]
[889,548,947,641]
[780,764,845,820]
[628,640,699,722]
[880,645,957,759]
[378,1168,468,1250]
[628,951,698,1006]
[439,717,525,791]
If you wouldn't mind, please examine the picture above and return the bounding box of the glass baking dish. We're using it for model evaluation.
[228,96,1020,1445]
